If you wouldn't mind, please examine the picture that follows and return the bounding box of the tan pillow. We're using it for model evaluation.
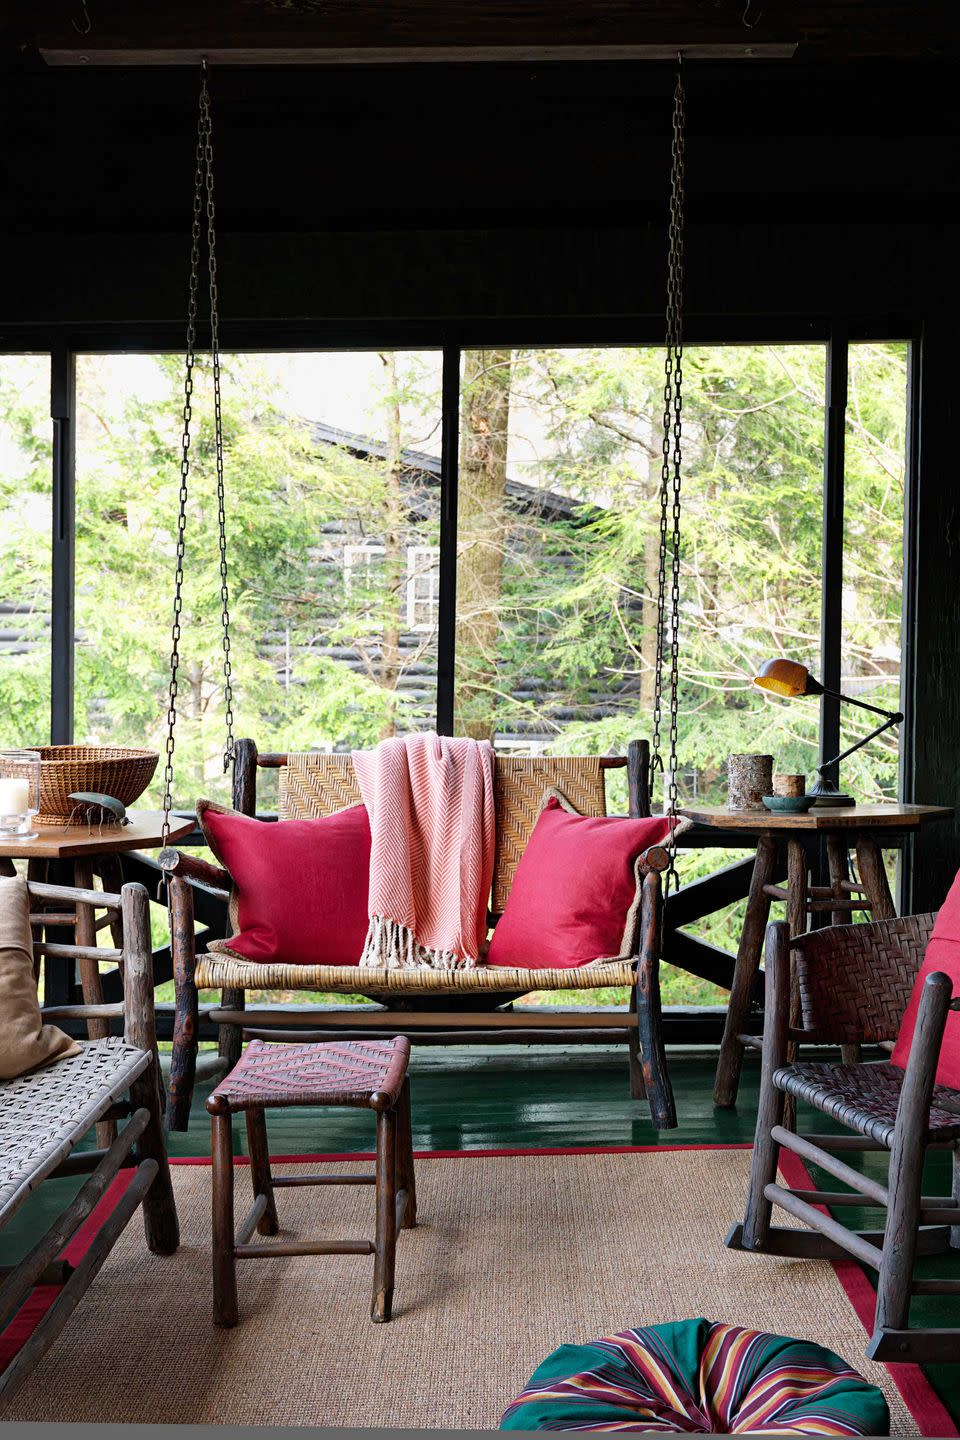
[0,875,81,1080]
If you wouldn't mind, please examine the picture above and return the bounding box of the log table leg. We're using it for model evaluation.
[855,833,897,922]
[713,833,777,1109]
[827,836,862,1065]
[26,857,48,983]
[74,860,116,1149]
[782,837,809,1131]
[826,837,849,928]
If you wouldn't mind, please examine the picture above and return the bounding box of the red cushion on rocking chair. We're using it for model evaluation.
[198,800,371,967]
[486,797,675,970]
[890,866,960,1089]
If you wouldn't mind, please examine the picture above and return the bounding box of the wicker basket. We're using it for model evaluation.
[33,745,159,824]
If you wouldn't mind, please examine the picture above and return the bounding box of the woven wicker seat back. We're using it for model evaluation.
[210,1037,410,1111]
[280,752,608,915]
[0,1038,150,1226]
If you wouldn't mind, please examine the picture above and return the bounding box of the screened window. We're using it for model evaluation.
[0,355,52,745]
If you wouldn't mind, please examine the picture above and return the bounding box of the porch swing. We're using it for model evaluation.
[161,61,691,1132]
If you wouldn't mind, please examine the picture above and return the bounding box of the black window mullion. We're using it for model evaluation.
[435,342,460,735]
[819,326,847,783]
[50,344,76,745]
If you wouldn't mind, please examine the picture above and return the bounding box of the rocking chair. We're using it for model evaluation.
[727,914,960,1364]
[164,736,680,1133]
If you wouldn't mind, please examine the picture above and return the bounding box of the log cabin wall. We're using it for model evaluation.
[1,50,958,911]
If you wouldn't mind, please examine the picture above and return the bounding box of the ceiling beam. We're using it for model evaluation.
[11,0,955,66]
[40,44,798,66]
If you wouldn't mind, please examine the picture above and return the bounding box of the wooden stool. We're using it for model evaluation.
[206,1036,415,1326]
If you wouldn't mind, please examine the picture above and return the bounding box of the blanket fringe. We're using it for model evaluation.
[359,913,475,971]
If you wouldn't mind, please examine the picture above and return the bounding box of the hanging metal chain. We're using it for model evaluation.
[200,62,236,772]
[650,59,686,897]
[159,74,207,856]
[160,59,235,858]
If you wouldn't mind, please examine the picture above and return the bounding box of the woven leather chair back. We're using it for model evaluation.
[279,751,608,913]
[794,911,936,1044]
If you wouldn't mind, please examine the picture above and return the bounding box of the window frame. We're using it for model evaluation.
[0,315,921,832]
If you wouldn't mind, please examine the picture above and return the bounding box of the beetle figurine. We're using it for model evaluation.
[67,792,131,834]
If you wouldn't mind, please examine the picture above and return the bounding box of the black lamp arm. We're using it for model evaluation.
[819,683,901,724]
[818,709,904,776]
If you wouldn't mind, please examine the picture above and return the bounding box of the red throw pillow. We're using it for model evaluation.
[198,800,371,967]
[486,797,675,970]
[891,868,960,1088]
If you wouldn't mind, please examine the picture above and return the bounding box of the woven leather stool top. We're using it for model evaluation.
[774,1060,960,1147]
[209,1038,411,1113]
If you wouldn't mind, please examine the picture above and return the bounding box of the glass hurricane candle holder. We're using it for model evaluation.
[0,750,41,840]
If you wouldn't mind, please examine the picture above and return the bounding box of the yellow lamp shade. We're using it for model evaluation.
[753,658,821,698]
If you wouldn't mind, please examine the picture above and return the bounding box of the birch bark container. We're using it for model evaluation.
[727,753,774,810]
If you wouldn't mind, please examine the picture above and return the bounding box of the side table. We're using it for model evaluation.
[676,803,953,1109]
[0,809,195,1143]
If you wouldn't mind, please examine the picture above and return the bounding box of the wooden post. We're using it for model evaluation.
[741,921,790,1250]
[122,883,179,1255]
[395,1078,417,1229]
[627,983,646,1100]
[372,1106,398,1322]
[713,832,777,1107]
[232,738,259,816]
[874,971,952,1338]
[636,870,675,1128]
[245,1108,279,1236]
[627,738,651,818]
[210,1101,239,1327]
[218,989,245,1071]
[167,874,199,1132]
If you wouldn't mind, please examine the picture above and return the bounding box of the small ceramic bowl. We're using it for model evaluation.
[761,793,815,813]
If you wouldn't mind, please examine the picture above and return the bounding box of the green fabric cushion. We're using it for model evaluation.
[500,1317,889,1434]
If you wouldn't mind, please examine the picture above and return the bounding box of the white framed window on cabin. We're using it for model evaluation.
[342,543,440,632]
[406,545,440,632]
[343,544,385,595]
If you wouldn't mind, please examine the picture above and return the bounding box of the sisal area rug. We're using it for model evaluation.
[0,1146,953,1432]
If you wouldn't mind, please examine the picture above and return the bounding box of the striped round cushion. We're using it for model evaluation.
[500,1318,889,1434]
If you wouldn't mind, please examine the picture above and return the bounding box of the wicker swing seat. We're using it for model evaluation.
[164,736,679,1132]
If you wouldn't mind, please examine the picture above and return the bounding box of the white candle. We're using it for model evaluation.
[0,778,30,815]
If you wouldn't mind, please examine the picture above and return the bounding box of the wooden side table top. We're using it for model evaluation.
[677,802,953,833]
[0,810,195,860]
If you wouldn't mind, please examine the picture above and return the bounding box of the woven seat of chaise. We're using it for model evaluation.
[194,955,640,994]
[0,1037,151,1225]
[773,1059,960,1146]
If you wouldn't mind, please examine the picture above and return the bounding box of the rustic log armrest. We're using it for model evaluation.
[790,912,937,1047]
[158,846,231,896]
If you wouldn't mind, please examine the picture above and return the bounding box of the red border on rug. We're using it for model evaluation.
[1,1142,955,1437]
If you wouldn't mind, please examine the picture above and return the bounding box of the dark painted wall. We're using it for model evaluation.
[2,57,958,907]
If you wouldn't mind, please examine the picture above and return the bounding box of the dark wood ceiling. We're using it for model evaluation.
[2,59,957,240]
[3,0,957,65]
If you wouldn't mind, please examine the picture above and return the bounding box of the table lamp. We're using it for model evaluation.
[752,657,903,805]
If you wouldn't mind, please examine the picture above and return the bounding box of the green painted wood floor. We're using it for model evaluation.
[3,1046,959,1425]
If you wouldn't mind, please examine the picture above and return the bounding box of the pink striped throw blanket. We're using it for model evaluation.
[352,733,496,970]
